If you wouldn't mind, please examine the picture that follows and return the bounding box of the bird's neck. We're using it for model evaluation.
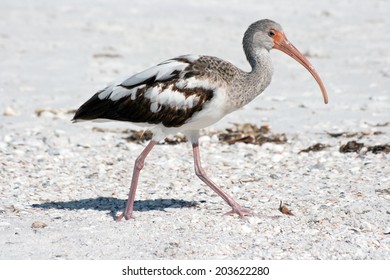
[248,48,273,77]
[239,47,273,104]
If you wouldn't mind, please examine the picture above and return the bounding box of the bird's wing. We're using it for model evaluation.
[73,55,218,127]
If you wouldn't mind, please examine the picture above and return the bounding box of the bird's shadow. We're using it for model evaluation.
[31,197,199,220]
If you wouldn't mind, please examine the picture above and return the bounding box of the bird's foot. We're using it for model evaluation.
[115,211,135,221]
[224,206,252,218]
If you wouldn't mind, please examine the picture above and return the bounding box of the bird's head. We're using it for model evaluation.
[245,19,328,104]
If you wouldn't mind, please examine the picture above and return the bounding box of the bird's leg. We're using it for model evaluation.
[192,143,251,217]
[116,140,157,221]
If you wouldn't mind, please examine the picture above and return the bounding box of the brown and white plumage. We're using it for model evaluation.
[75,55,227,131]
[73,19,328,220]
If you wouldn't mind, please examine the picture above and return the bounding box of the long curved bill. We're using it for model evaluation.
[273,33,328,104]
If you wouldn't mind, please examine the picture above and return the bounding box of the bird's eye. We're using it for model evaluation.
[268,30,275,37]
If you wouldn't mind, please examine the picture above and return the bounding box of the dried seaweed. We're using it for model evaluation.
[367,144,390,154]
[123,130,187,144]
[219,123,287,145]
[339,141,390,154]
[299,143,330,154]
[91,123,389,153]
[124,130,153,143]
[339,141,365,153]
[163,134,187,145]
[279,201,294,216]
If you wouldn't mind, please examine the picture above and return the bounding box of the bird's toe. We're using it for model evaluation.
[116,212,136,221]
[224,207,252,218]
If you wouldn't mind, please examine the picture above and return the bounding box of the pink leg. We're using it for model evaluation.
[116,140,157,221]
[192,143,251,217]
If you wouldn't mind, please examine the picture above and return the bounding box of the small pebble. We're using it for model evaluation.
[31,221,48,229]
[47,148,60,156]
[3,106,17,116]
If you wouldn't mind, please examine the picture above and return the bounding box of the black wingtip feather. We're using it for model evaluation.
[72,92,110,121]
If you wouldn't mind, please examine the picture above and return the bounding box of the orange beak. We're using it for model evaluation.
[272,32,328,104]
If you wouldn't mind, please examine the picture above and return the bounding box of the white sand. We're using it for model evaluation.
[0,0,389,259]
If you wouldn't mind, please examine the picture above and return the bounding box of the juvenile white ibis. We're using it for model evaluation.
[73,19,328,220]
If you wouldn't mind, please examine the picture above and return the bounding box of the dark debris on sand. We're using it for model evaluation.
[299,143,330,154]
[218,123,287,145]
[91,124,389,154]
[339,141,390,154]
[95,123,288,146]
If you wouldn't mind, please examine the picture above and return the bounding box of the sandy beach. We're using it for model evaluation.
[0,0,389,259]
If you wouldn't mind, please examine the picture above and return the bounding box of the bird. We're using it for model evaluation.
[73,19,328,221]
